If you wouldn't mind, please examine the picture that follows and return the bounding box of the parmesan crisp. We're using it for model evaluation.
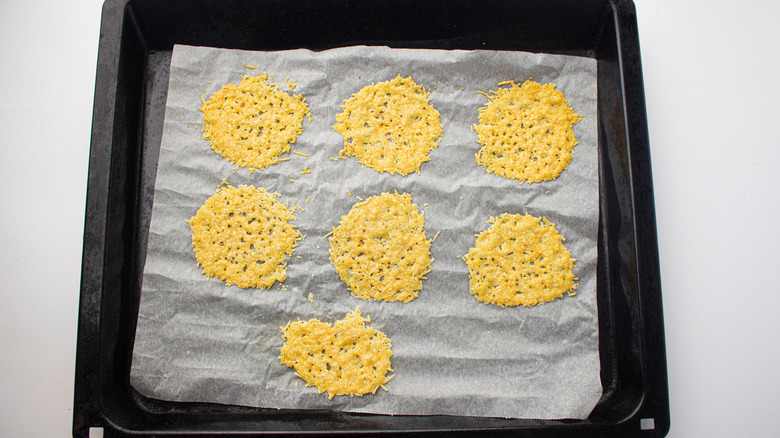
[188,184,302,289]
[333,75,442,175]
[280,308,393,399]
[464,213,578,307]
[200,72,310,171]
[474,79,582,183]
[329,192,432,303]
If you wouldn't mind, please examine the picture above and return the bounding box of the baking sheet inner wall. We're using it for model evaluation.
[130,0,608,54]
[589,10,645,422]
[91,0,647,432]
[95,4,149,426]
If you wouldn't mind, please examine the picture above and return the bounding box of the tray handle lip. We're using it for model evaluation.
[611,0,671,435]
[73,0,132,436]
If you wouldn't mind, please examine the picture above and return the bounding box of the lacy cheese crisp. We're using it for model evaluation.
[464,213,578,307]
[333,75,442,175]
[188,184,302,289]
[329,192,432,303]
[474,79,582,183]
[200,72,310,171]
[280,308,394,399]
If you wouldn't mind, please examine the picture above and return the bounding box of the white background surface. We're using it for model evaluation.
[0,0,777,436]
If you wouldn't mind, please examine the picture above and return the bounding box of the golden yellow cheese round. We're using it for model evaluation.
[188,184,302,289]
[333,75,442,175]
[200,73,310,171]
[463,213,578,307]
[328,192,432,303]
[279,308,393,399]
[474,79,582,183]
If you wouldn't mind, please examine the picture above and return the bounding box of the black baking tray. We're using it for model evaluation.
[73,0,668,436]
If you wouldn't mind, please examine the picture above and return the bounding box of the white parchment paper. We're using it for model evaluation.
[130,45,601,419]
